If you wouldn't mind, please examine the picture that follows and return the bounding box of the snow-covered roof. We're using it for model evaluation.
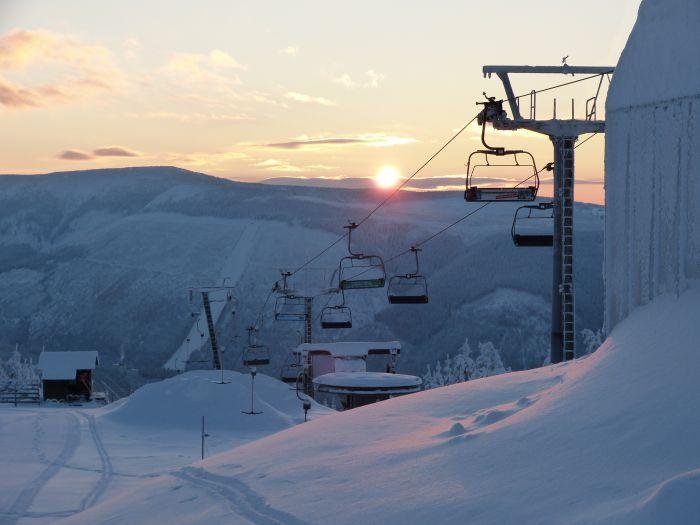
[296,341,401,358]
[38,351,99,380]
[313,372,422,390]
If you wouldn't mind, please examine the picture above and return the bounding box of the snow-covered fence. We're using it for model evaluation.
[604,0,700,331]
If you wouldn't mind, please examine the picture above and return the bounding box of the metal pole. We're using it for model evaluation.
[201,416,204,460]
[550,136,577,364]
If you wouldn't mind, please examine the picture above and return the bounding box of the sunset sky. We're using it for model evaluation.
[0,1,641,203]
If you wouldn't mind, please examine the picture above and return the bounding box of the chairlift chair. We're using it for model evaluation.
[464,114,539,202]
[338,222,386,290]
[387,247,429,304]
[243,327,270,367]
[274,295,307,322]
[321,290,352,329]
[511,202,554,247]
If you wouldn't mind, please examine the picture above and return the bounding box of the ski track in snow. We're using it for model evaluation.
[172,467,308,525]
[0,411,116,524]
[77,413,114,511]
[0,412,81,525]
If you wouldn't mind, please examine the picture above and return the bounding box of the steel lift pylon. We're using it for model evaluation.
[481,64,613,364]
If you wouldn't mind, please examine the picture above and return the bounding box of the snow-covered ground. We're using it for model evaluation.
[0,371,331,525]
[43,282,700,524]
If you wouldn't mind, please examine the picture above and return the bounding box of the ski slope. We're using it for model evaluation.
[164,222,259,371]
[0,371,331,525]
[62,283,700,524]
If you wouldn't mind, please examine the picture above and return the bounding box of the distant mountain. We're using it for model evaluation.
[0,166,604,390]
[260,175,465,191]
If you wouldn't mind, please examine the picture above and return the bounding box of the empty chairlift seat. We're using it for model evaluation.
[387,246,429,304]
[337,221,386,290]
[243,326,270,367]
[464,150,539,202]
[321,305,352,329]
[388,275,429,304]
[511,202,554,247]
[274,295,307,321]
[464,117,540,203]
[339,255,386,290]
[243,345,270,367]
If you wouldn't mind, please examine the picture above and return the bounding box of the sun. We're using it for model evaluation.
[375,165,401,189]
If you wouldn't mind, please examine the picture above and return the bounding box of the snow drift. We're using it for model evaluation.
[100,370,332,433]
[604,0,700,330]
[63,283,700,524]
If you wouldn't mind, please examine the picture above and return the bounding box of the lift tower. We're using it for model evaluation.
[188,279,236,370]
[481,65,613,363]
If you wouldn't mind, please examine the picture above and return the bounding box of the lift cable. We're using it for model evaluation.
[287,112,482,279]
[381,134,599,266]
[250,73,609,328]
[508,72,613,104]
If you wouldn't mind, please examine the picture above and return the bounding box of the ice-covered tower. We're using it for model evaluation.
[604,0,700,331]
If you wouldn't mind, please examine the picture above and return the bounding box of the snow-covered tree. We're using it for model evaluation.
[2,350,40,388]
[422,338,508,389]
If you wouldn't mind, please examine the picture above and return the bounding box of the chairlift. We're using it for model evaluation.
[511,202,554,247]
[464,106,539,202]
[274,295,307,322]
[338,222,386,290]
[242,326,270,367]
[321,290,352,329]
[387,246,429,304]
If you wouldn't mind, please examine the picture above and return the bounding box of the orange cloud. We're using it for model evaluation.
[0,28,119,109]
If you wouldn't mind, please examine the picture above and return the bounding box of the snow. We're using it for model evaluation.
[312,371,422,389]
[52,282,700,524]
[101,370,331,433]
[604,0,700,330]
[0,370,333,524]
[37,351,98,380]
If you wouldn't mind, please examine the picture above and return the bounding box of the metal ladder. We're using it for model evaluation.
[201,292,222,370]
[560,138,576,361]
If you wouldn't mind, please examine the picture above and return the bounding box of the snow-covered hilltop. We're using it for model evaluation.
[604,0,700,330]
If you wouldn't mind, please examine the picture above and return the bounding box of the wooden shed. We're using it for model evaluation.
[37,351,99,401]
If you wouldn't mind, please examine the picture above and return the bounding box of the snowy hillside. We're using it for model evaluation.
[60,283,700,524]
[0,166,604,389]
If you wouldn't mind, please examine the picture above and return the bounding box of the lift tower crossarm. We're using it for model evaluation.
[482,65,614,134]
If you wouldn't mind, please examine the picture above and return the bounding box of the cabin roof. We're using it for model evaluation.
[296,341,401,357]
[38,351,99,380]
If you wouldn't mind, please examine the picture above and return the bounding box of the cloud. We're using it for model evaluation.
[93,146,138,157]
[279,46,299,56]
[254,158,302,172]
[265,133,417,150]
[138,111,255,123]
[57,149,92,160]
[0,28,119,108]
[283,91,336,106]
[333,69,385,89]
[158,149,249,168]
[161,50,246,89]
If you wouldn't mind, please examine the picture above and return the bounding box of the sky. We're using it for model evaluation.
[0,0,642,203]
